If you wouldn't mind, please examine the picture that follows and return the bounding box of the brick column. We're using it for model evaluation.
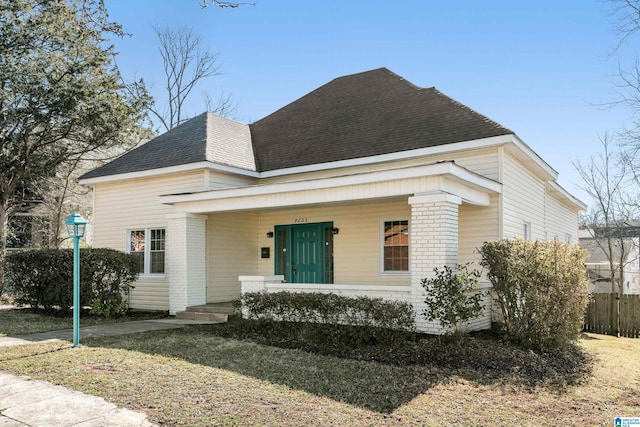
[167,213,208,315]
[408,193,461,333]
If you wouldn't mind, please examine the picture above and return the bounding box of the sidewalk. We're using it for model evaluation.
[0,373,157,426]
[0,317,221,426]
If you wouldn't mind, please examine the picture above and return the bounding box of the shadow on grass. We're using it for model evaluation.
[84,319,593,414]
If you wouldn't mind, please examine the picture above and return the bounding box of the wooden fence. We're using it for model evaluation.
[583,293,640,338]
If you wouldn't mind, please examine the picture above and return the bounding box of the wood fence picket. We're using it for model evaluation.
[584,293,640,338]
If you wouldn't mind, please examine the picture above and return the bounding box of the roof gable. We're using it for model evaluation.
[81,113,254,180]
[249,67,512,172]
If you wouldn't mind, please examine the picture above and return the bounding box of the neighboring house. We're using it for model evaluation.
[79,68,585,333]
[579,228,640,295]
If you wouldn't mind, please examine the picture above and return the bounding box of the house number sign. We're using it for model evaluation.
[294,217,308,223]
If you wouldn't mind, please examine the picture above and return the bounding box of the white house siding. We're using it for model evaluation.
[501,153,546,240]
[207,211,259,302]
[545,192,579,242]
[92,170,205,311]
[206,170,256,190]
[260,147,501,185]
[255,200,412,287]
[458,194,500,267]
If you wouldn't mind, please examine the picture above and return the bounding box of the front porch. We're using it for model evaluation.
[161,162,501,333]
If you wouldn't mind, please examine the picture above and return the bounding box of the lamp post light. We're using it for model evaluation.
[65,213,87,348]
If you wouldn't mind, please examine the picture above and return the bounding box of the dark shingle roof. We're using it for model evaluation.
[249,67,513,172]
[81,68,513,179]
[81,113,209,180]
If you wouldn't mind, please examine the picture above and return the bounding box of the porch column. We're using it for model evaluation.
[408,193,461,333]
[167,213,208,315]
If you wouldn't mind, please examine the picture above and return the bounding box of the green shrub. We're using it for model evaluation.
[6,248,138,316]
[240,291,416,344]
[479,239,588,351]
[422,264,485,334]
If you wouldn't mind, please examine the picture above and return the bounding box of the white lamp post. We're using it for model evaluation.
[65,213,87,348]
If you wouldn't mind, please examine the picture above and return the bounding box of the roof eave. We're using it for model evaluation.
[78,161,260,186]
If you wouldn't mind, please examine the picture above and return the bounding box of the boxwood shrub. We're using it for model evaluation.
[240,291,416,344]
[6,248,138,316]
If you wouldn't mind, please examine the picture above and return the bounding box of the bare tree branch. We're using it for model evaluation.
[198,1,256,9]
[574,134,640,297]
[151,26,226,131]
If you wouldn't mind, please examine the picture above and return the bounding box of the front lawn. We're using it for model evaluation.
[0,306,167,336]
[0,318,638,426]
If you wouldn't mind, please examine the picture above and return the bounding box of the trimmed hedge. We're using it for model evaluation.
[240,291,416,344]
[6,248,138,316]
[479,239,588,351]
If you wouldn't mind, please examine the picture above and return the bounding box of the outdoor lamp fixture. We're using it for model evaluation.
[331,227,340,235]
[266,231,274,238]
[65,213,87,348]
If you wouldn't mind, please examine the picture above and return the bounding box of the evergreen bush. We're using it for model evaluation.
[479,239,588,351]
[6,248,138,316]
[421,264,485,335]
[240,291,416,344]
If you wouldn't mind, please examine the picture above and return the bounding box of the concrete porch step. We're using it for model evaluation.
[185,303,238,315]
[175,311,228,322]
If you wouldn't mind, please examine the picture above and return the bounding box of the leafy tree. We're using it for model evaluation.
[0,0,149,295]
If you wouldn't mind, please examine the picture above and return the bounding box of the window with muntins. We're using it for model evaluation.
[383,220,409,272]
[128,228,165,275]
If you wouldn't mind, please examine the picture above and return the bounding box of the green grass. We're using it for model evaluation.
[0,306,167,336]
[0,318,638,426]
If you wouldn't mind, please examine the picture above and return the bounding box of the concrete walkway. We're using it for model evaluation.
[0,318,221,426]
[0,318,220,347]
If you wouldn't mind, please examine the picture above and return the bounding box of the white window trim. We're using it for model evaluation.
[379,218,410,276]
[126,227,166,277]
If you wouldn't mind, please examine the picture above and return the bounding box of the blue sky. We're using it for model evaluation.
[104,0,634,206]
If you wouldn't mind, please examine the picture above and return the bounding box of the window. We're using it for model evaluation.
[128,228,165,275]
[523,222,531,241]
[383,220,409,272]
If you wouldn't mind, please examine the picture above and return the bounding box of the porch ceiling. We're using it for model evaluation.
[159,161,501,213]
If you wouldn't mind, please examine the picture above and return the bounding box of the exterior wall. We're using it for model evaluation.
[260,147,501,184]
[207,211,259,302]
[501,153,546,240]
[206,170,256,190]
[92,171,205,311]
[458,194,500,267]
[255,200,411,287]
[545,192,579,242]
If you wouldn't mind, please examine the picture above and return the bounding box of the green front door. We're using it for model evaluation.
[275,222,333,284]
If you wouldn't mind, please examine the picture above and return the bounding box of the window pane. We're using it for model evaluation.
[150,229,165,251]
[130,230,145,252]
[132,251,145,274]
[383,220,408,271]
[151,252,165,274]
[149,228,166,274]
